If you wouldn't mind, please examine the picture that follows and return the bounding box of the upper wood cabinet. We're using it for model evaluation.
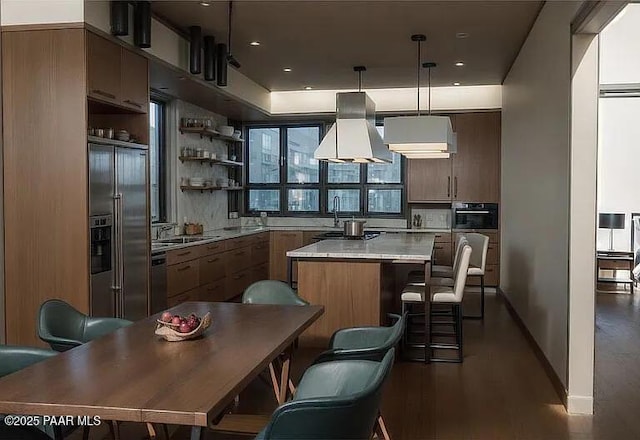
[87,31,148,114]
[120,48,149,113]
[452,112,501,203]
[405,112,501,203]
[87,32,121,105]
[407,158,452,202]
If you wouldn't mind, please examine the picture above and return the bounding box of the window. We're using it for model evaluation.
[245,123,404,216]
[149,100,167,222]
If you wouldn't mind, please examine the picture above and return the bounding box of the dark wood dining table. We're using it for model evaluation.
[0,302,324,440]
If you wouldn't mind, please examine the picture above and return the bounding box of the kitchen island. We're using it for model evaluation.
[287,233,434,351]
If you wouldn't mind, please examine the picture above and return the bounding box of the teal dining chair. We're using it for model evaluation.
[242,280,309,306]
[37,299,133,352]
[0,345,59,440]
[243,280,309,404]
[255,348,395,440]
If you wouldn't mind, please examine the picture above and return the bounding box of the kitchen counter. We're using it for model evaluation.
[286,233,434,261]
[152,226,447,253]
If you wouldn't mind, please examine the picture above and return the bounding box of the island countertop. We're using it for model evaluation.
[286,233,434,261]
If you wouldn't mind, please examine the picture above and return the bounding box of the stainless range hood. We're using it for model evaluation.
[314,92,392,163]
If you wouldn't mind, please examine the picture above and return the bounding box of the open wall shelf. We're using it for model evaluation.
[179,126,245,143]
[178,156,243,167]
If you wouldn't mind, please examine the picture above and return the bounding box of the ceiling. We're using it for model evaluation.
[151,0,543,92]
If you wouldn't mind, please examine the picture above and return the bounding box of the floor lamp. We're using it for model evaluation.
[599,213,625,251]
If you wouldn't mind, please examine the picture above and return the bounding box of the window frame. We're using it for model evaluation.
[150,97,168,223]
[244,122,405,218]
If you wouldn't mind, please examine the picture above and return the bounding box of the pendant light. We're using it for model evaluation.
[314,66,392,163]
[383,34,455,157]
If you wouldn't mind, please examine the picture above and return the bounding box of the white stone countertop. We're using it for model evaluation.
[286,233,435,261]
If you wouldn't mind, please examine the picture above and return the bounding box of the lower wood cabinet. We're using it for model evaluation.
[269,231,303,282]
[165,232,272,307]
[432,243,453,267]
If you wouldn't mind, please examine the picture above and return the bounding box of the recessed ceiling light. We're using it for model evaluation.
[159,87,169,90]
[249,41,260,46]
[200,2,211,6]
[453,82,461,86]
[304,86,313,90]
[178,76,186,81]
[456,32,469,39]
[455,61,465,67]
[283,67,292,72]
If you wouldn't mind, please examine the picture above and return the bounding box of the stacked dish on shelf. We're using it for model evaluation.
[189,177,205,187]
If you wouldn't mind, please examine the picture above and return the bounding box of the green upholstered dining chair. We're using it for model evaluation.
[255,348,395,440]
[0,345,57,378]
[314,313,406,364]
[37,299,133,352]
[242,280,309,306]
[0,345,58,440]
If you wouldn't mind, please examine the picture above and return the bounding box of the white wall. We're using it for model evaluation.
[597,97,640,251]
[1,0,83,25]
[600,4,640,85]
[501,1,582,391]
[568,33,598,415]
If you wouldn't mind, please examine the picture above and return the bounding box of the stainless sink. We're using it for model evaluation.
[155,236,218,244]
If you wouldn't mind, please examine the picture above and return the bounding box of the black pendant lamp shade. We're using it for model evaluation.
[216,43,228,87]
[133,1,151,48]
[110,1,129,36]
[189,26,202,75]
[203,36,216,81]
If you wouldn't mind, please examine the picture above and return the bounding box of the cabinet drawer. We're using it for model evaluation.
[167,261,200,297]
[226,268,252,300]
[487,243,499,265]
[200,254,226,285]
[433,243,453,266]
[433,232,451,244]
[467,264,499,286]
[201,241,227,256]
[167,286,199,307]
[167,247,201,265]
[227,236,252,250]
[252,241,269,265]
[249,232,269,244]
[225,247,252,274]
[252,262,269,283]
[199,280,227,302]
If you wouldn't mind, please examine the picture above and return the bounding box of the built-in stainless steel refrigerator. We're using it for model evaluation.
[89,141,149,321]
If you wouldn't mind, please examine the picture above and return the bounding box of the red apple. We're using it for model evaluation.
[161,311,173,323]
[179,322,191,333]
[171,316,181,326]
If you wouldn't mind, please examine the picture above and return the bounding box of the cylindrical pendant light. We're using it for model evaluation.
[134,1,151,48]
[203,36,216,81]
[110,1,129,36]
[189,26,202,75]
[216,43,228,86]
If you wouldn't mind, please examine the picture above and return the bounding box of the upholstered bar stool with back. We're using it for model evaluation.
[401,244,472,362]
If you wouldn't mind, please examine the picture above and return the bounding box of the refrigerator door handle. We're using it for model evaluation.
[113,193,124,318]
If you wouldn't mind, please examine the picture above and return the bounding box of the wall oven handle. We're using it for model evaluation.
[457,210,490,214]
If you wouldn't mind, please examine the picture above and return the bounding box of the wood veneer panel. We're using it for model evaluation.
[2,28,89,346]
[297,261,381,347]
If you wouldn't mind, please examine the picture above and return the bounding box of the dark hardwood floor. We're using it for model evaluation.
[68,291,640,440]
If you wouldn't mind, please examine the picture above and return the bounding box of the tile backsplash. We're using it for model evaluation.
[410,208,451,229]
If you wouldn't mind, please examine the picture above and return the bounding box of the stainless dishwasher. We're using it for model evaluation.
[150,252,167,314]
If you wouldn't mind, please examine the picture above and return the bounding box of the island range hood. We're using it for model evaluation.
[314,92,392,163]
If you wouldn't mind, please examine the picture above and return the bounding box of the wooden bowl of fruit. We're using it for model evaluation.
[155,311,212,342]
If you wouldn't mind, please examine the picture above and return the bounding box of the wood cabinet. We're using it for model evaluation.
[87,31,121,105]
[407,158,452,202]
[87,31,148,113]
[166,233,272,307]
[120,48,149,113]
[453,112,501,203]
[270,231,303,282]
[406,112,501,204]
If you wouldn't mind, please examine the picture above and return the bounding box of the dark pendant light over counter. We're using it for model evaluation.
[110,0,129,36]
[189,26,202,75]
[204,36,216,82]
[134,1,151,48]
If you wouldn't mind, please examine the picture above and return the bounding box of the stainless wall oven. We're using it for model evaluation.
[453,202,499,230]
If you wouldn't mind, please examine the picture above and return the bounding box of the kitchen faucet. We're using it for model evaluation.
[333,195,341,228]
[155,223,176,240]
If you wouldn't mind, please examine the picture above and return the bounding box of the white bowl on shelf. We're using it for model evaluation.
[218,126,234,137]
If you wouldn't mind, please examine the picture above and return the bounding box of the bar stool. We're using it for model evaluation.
[401,244,472,363]
[407,234,467,284]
